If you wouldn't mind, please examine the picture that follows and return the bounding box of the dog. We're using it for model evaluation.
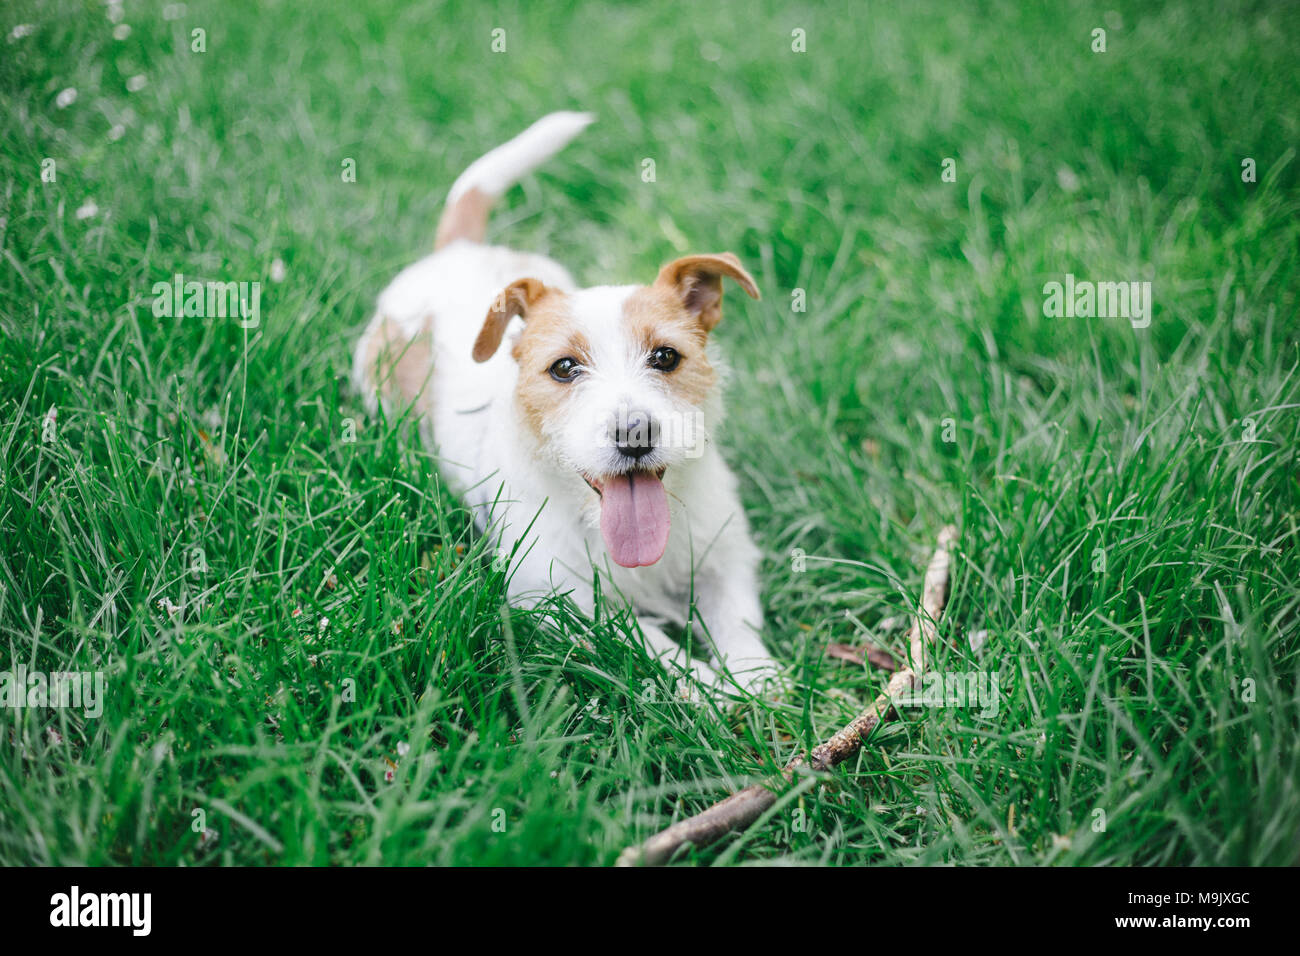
[353,112,778,694]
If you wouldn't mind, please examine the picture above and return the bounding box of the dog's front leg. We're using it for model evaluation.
[636,618,720,692]
[694,564,780,695]
[507,554,718,692]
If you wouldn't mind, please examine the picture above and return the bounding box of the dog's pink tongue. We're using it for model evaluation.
[600,472,670,568]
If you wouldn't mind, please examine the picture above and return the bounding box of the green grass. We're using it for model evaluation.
[2,0,1298,866]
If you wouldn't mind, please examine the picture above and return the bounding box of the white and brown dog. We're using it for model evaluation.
[353,112,777,694]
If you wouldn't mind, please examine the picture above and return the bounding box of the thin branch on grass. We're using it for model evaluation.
[825,642,899,672]
[616,525,957,867]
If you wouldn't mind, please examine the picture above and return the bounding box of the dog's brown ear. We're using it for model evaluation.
[655,253,759,331]
[473,277,548,362]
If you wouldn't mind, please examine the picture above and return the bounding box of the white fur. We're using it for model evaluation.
[447,111,595,203]
[353,114,777,694]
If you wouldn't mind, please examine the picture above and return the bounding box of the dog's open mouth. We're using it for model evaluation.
[581,468,669,569]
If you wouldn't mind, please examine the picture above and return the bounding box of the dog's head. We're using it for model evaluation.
[472,252,759,569]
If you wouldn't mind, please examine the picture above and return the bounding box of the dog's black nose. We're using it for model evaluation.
[612,409,658,459]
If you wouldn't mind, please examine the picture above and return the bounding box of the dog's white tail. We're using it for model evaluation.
[434,111,595,250]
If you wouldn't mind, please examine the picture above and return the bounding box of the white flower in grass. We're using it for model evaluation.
[396,741,410,757]
[55,88,78,109]
[270,257,287,282]
[162,3,187,20]
[75,200,98,220]
[106,1,124,25]
[126,75,147,92]
[9,24,36,41]
[1056,165,1081,193]
[114,24,131,40]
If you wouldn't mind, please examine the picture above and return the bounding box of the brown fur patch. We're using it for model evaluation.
[362,315,435,414]
[509,291,590,440]
[621,285,716,407]
[474,277,552,363]
[434,187,495,250]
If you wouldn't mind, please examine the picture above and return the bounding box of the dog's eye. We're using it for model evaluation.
[648,346,681,372]
[549,357,581,382]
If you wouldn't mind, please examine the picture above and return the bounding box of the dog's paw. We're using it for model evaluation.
[723,660,788,701]
[667,660,720,705]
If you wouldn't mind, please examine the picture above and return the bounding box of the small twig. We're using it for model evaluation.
[616,525,957,867]
[825,642,900,673]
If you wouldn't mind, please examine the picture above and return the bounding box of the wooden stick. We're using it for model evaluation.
[616,525,957,867]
